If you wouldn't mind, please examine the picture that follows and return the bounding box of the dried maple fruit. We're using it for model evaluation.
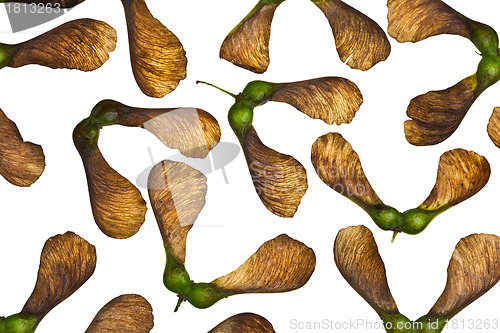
[0,19,116,71]
[147,160,316,311]
[312,133,490,241]
[73,99,220,239]
[335,226,500,332]
[198,78,362,217]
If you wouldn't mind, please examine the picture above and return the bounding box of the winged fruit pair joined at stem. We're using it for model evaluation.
[387,0,500,145]
[311,132,490,241]
[197,77,362,218]
[335,225,500,332]
[73,99,221,239]
[147,159,316,311]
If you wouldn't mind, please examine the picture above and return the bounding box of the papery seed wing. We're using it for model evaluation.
[220,0,284,73]
[81,147,147,239]
[85,294,154,333]
[387,0,470,43]
[148,160,207,264]
[404,75,477,146]
[209,313,276,333]
[0,109,45,187]
[334,226,398,315]
[270,77,363,125]
[419,149,490,211]
[211,234,315,293]
[311,132,382,208]
[428,234,500,318]
[22,232,96,316]
[123,0,187,97]
[119,107,221,159]
[312,0,391,71]
[241,126,307,218]
[9,19,116,71]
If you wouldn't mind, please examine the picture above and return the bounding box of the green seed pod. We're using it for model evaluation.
[467,20,499,55]
[367,205,401,232]
[228,99,255,140]
[240,80,281,107]
[400,208,441,235]
[476,53,500,91]
[3,313,39,333]
[185,283,233,309]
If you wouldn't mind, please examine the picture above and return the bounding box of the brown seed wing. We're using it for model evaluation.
[209,313,276,333]
[148,160,207,264]
[211,234,315,294]
[387,0,470,43]
[429,234,500,317]
[242,126,307,218]
[85,294,154,333]
[311,132,382,208]
[0,109,45,187]
[220,3,280,74]
[334,226,398,314]
[9,19,116,71]
[124,0,187,97]
[83,147,147,239]
[404,75,477,146]
[312,0,391,71]
[22,232,96,316]
[487,107,500,148]
[120,107,221,159]
[270,77,363,125]
[419,149,490,211]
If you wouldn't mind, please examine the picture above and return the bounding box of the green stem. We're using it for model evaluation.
[196,80,237,99]
[391,230,399,243]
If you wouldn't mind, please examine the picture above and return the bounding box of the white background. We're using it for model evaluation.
[1,0,500,332]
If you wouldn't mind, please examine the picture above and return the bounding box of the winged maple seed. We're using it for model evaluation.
[80,147,147,239]
[211,234,316,294]
[220,0,285,73]
[404,75,478,146]
[209,313,276,333]
[0,109,45,187]
[242,126,308,218]
[311,0,391,70]
[22,232,96,317]
[122,0,187,97]
[73,100,220,239]
[427,234,500,319]
[270,77,363,125]
[387,0,470,43]
[148,160,207,264]
[487,107,500,148]
[85,294,154,333]
[419,149,490,211]
[334,226,400,318]
[335,226,500,331]
[0,19,116,71]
